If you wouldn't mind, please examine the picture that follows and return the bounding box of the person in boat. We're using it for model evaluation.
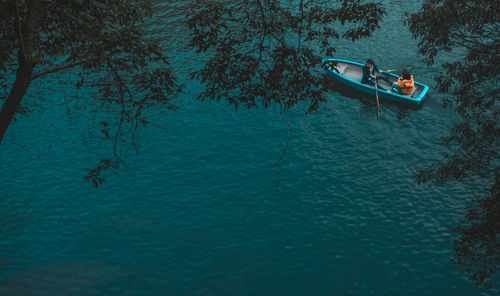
[392,71,415,95]
[361,59,392,90]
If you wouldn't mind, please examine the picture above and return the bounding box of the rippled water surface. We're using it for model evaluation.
[0,1,494,295]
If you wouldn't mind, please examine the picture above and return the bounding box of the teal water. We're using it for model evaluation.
[0,1,495,295]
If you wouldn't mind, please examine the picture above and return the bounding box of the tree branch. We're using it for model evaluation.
[22,0,40,59]
[13,0,27,60]
[31,59,98,81]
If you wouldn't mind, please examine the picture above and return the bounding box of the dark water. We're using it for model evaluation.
[0,1,494,295]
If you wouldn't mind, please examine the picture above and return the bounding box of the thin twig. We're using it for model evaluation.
[274,111,292,166]
[274,110,293,199]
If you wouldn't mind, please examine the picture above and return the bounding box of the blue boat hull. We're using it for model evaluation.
[322,58,429,105]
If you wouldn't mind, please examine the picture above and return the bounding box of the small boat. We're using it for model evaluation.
[322,58,429,105]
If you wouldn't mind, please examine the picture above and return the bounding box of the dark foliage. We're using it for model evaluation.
[407,0,499,287]
[0,0,180,186]
[85,159,120,188]
[187,0,385,114]
[451,178,500,288]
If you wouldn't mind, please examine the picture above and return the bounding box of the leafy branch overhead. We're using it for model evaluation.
[409,0,499,190]
[0,0,181,185]
[0,0,180,145]
[187,0,385,113]
[408,0,499,287]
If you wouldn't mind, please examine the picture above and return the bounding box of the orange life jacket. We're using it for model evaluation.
[397,75,414,95]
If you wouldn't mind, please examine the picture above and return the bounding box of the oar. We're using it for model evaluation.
[384,66,412,73]
[374,76,380,117]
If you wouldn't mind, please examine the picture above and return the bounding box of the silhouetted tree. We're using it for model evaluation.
[187,0,385,114]
[407,0,499,287]
[0,0,180,185]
